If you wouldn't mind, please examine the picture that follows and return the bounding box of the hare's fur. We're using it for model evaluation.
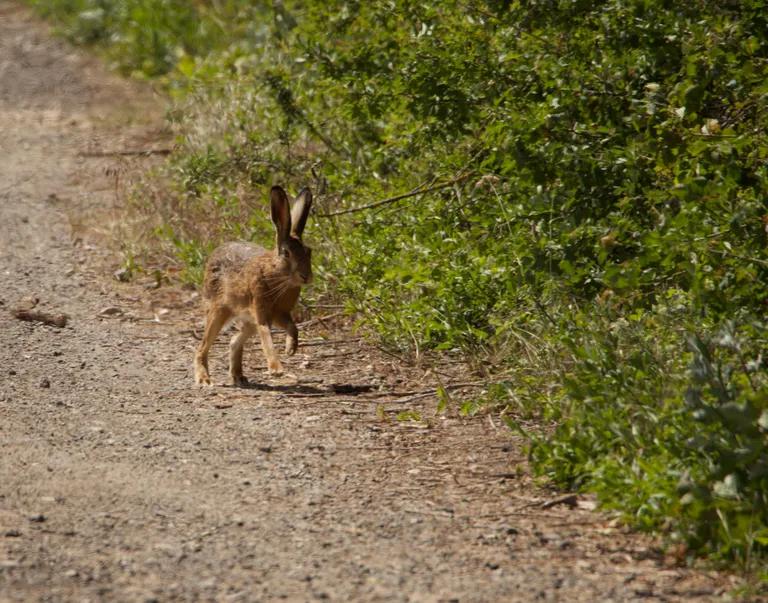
[194,186,313,386]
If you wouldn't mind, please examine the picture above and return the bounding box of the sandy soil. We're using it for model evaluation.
[0,2,744,601]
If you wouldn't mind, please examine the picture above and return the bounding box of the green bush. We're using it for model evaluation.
[528,305,768,566]
[29,0,768,567]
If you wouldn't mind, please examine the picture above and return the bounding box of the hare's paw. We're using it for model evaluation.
[231,374,249,388]
[267,359,284,376]
[194,356,213,386]
[195,372,213,386]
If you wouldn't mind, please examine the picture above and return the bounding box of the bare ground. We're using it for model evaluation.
[0,3,745,601]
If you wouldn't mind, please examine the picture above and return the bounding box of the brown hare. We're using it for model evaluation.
[194,185,313,386]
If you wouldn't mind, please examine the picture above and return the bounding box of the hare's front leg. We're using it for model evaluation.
[194,305,232,385]
[229,322,256,386]
[274,312,298,356]
[256,322,283,375]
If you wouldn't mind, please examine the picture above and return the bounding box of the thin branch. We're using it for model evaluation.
[295,112,344,156]
[710,248,768,268]
[297,311,345,328]
[533,297,558,328]
[317,172,474,218]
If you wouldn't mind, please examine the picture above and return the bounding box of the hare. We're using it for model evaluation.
[194,185,313,386]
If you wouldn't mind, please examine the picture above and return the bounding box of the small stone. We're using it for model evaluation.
[3,529,21,537]
[113,268,131,282]
[39,378,50,389]
[28,514,46,523]
[20,295,39,308]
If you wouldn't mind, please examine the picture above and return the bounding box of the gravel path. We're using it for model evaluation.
[0,3,739,601]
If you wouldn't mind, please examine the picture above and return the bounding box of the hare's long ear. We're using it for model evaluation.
[290,187,313,238]
[270,186,292,247]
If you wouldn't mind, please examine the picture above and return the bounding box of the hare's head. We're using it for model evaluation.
[270,185,313,286]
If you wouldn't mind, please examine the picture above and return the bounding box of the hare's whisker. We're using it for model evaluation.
[263,278,293,299]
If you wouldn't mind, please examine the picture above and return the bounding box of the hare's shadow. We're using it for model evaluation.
[227,381,327,395]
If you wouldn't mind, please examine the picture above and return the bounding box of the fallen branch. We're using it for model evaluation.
[389,391,437,404]
[315,350,357,359]
[390,381,486,404]
[12,308,68,328]
[539,494,579,509]
[317,172,473,218]
[299,337,363,347]
[77,148,173,158]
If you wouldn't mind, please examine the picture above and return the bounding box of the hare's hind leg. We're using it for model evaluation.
[229,321,256,386]
[194,305,232,385]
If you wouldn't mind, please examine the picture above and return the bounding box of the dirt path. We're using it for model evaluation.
[0,3,740,602]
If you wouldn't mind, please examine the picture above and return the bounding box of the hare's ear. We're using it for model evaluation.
[290,187,313,238]
[270,186,292,246]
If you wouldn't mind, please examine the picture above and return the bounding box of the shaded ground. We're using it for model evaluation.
[0,3,742,601]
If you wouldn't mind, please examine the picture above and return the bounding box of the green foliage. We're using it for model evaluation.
[29,0,768,567]
[681,323,768,562]
[529,305,768,564]
[28,0,271,78]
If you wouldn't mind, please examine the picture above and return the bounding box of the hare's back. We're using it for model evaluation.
[202,241,266,300]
